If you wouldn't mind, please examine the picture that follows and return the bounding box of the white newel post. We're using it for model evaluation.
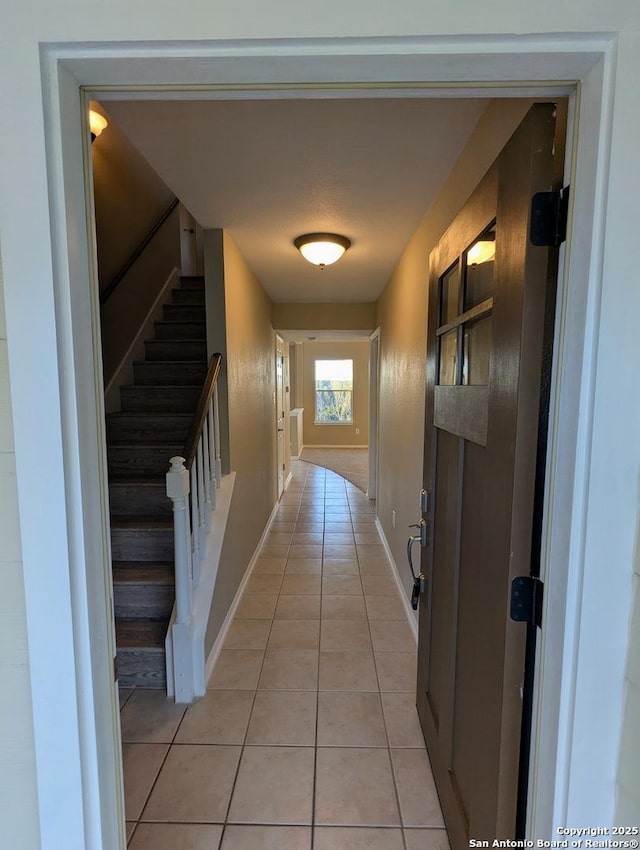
[166,456,194,702]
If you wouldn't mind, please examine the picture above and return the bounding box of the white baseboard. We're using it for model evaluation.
[375,517,418,644]
[285,470,293,490]
[204,496,282,686]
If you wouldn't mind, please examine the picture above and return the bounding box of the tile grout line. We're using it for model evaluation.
[124,464,438,848]
[310,466,326,850]
[218,470,305,840]
[126,683,189,843]
[356,498,411,850]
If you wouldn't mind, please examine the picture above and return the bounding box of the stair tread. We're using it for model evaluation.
[110,513,172,524]
[113,560,173,569]
[132,360,207,366]
[113,566,174,585]
[107,441,184,447]
[110,477,166,487]
[107,412,193,419]
[111,519,173,530]
[146,338,207,343]
[121,384,201,390]
[116,619,168,648]
[155,320,206,326]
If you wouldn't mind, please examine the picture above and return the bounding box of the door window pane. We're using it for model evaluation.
[439,330,459,385]
[440,263,461,325]
[462,316,492,386]
[465,225,495,310]
[315,359,353,423]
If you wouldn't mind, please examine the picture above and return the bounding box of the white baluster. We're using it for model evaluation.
[213,384,222,484]
[202,414,213,531]
[166,457,192,624]
[197,438,206,555]
[190,463,199,569]
[207,400,217,499]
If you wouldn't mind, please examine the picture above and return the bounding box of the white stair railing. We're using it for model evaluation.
[165,353,223,702]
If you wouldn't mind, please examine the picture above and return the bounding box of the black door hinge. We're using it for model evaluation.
[529,186,570,247]
[510,576,544,628]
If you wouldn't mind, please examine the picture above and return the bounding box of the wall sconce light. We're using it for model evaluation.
[89,110,108,143]
[467,233,496,266]
[467,239,495,265]
[294,233,351,269]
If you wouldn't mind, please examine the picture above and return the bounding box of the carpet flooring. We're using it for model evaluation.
[298,447,369,493]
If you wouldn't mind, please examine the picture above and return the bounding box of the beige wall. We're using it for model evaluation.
[94,107,181,385]
[0,253,40,850]
[375,99,532,600]
[92,104,176,288]
[205,232,276,652]
[301,340,369,447]
[273,301,376,331]
[100,208,181,384]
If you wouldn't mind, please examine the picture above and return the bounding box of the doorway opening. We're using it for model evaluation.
[32,38,612,846]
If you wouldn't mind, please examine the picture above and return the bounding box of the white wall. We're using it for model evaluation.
[1,4,639,844]
[0,252,40,850]
[616,572,640,822]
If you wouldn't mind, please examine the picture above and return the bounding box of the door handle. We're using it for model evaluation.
[407,520,428,610]
[409,518,429,547]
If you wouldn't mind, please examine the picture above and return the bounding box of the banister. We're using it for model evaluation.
[183,353,223,470]
[99,197,179,307]
[166,352,224,701]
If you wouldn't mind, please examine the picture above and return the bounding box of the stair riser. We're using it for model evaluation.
[114,584,174,620]
[120,385,201,413]
[163,304,206,322]
[171,289,205,306]
[179,276,205,290]
[106,415,191,443]
[111,528,174,562]
[133,362,207,386]
[117,649,166,689]
[154,322,206,340]
[145,340,207,361]
[108,446,181,478]
[109,483,171,518]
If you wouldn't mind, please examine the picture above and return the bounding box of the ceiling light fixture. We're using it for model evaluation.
[294,233,351,269]
[89,110,108,143]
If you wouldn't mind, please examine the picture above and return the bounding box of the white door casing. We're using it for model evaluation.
[1,35,624,849]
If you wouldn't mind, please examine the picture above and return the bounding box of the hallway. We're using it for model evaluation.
[120,460,447,849]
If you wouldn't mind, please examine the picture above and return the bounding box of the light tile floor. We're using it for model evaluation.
[121,461,448,850]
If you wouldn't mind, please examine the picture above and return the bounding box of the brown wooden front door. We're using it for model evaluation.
[416,103,565,848]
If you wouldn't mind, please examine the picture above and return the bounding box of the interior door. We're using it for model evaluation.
[276,336,285,497]
[415,103,565,848]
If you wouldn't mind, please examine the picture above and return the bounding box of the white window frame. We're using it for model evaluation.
[314,358,354,424]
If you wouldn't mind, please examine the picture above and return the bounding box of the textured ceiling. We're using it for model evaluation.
[105,97,488,303]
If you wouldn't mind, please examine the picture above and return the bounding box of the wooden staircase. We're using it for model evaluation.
[107,276,207,688]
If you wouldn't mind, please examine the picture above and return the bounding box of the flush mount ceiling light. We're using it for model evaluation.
[89,109,108,142]
[294,233,351,269]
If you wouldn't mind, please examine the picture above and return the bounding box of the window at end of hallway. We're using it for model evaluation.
[315,359,353,424]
